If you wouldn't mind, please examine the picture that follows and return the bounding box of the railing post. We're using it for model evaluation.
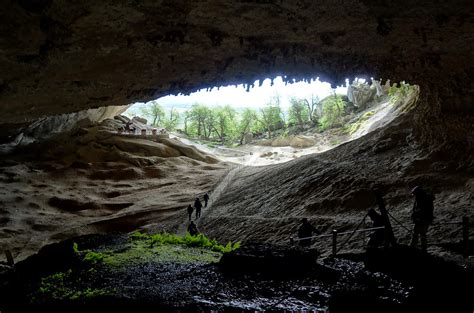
[332,230,338,257]
[463,216,470,258]
[5,250,14,266]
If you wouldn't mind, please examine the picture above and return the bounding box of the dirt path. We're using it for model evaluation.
[177,164,244,235]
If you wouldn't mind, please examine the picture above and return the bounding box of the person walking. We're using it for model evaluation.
[410,186,435,253]
[194,197,203,219]
[186,204,194,221]
[203,192,210,208]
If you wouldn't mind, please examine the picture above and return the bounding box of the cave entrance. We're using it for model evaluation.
[124,76,419,166]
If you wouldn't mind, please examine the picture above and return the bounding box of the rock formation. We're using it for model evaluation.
[0,1,472,262]
[0,0,473,128]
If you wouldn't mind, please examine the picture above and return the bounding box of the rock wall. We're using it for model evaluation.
[1,105,126,145]
[0,0,473,125]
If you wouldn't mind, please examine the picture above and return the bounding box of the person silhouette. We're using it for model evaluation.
[194,197,203,219]
[367,208,385,247]
[297,218,321,247]
[203,192,210,208]
[186,204,193,221]
[187,221,199,236]
[410,186,435,253]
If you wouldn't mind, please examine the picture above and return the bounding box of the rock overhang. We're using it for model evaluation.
[0,0,473,125]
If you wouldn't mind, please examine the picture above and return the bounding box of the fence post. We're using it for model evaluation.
[463,216,470,258]
[5,250,14,266]
[332,230,338,257]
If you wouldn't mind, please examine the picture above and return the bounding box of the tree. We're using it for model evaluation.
[288,97,310,129]
[141,100,165,126]
[257,96,284,138]
[183,110,191,135]
[302,94,321,124]
[187,104,212,138]
[163,108,180,131]
[319,93,346,130]
[238,108,257,144]
[211,105,237,144]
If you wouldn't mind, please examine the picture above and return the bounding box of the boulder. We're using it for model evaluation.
[132,116,148,125]
[290,135,316,148]
[114,115,131,124]
[243,133,253,144]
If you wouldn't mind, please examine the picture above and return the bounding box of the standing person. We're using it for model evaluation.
[203,192,210,208]
[186,204,193,221]
[410,186,435,253]
[194,197,203,219]
[367,208,385,248]
[187,221,199,236]
[297,218,321,248]
[373,189,397,248]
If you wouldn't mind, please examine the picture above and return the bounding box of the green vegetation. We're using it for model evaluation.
[134,232,240,254]
[72,232,239,269]
[388,82,418,108]
[35,233,239,303]
[319,94,347,131]
[288,97,310,130]
[134,80,416,145]
[36,269,112,302]
[141,100,180,130]
[99,232,240,267]
[83,251,105,265]
[342,110,375,135]
[72,242,79,254]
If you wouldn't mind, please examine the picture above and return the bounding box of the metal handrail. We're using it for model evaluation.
[289,219,468,243]
[291,226,385,242]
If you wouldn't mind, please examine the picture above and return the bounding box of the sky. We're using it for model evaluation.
[126,76,348,114]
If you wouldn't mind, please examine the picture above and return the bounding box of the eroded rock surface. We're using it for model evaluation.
[0,0,473,126]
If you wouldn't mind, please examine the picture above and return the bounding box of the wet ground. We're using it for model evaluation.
[0,234,472,312]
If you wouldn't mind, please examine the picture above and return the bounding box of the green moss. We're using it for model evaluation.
[36,269,112,302]
[342,110,375,135]
[129,232,239,253]
[83,251,105,264]
[72,242,80,255]
[102,240,222,267]
[95,232,240,268]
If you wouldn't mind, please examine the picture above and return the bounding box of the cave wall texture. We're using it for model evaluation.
[0,0,473,125]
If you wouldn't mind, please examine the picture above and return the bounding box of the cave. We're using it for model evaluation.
[0,1,473,311]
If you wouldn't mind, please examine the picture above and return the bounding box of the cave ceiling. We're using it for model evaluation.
[0,0,473,124]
